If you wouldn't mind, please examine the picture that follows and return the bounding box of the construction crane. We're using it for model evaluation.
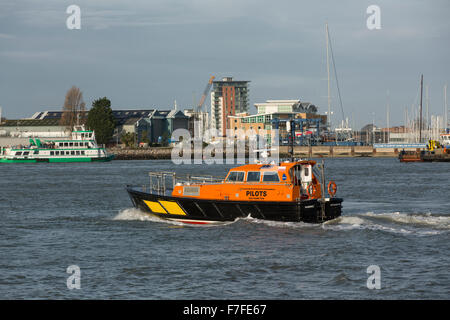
[193,75,214,139]
[197,75,215,113]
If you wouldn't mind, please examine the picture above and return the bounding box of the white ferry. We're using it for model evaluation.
[0,126,114,163]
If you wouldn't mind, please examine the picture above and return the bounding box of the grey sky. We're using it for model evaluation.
[0,0,449,129]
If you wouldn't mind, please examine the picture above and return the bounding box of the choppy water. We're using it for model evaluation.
[0,158,449,299]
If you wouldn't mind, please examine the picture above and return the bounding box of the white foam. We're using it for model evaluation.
[363,212,450,230]
[113,209,448,234]
[113,208,238,227]
[322,212,448,235]
[113,208,184,225]
[240,215,314,229]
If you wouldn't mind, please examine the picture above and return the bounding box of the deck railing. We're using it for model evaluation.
[146,171,224,195]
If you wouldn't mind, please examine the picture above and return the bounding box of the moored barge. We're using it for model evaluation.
[399,139,450,163]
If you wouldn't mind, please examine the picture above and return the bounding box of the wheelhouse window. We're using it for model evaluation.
[292,165,302,185]
[262,171,280,182]
[246,172,261,182]
[226,171,245,182]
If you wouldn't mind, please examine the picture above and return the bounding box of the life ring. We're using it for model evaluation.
[306,183,317,198]
[327,180,337,197]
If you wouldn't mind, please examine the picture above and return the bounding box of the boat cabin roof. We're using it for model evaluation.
[228,160,316,173]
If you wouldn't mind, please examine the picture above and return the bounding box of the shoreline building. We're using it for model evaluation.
[228,99,326,144]
[183,108,210,138]
[210,77,250,137]
[0,109,188,146]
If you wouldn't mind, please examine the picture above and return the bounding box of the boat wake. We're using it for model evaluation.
[113,208,238,227]
[113,208,184,226]
[240,215,315,230]
[113,208,449,234]
[322,212,450,235]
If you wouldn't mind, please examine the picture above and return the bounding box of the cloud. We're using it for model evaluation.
[0,50,57,59]
[0,33,16,39]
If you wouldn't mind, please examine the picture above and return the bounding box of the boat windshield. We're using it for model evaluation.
[246,171,261,182]
[226,171,245,182]
[262,171,280,182]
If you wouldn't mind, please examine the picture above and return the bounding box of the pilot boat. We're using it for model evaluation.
[126,159,342,224]
[0,125,114,163]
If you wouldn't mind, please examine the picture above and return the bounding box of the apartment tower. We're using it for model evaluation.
[210,77,250,137]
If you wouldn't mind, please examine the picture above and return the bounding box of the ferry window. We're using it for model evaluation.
[71,151,75,155]
[262,171,280,182]
[16,152,22,156]
[247,172,260,182]
[55,151,59,155]
[23,151,29,156]
[76,151,80,155]
[74,142,78,147]
[64,142,68,147]
[69,142,73,147]
[50,151,54,156]
[81,151,85,155]
[226,171,245,182]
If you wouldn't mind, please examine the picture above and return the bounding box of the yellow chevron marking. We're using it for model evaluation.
[143,200,167,214]
[159,201,186,216]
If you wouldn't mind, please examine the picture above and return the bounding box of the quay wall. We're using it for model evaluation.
[108,146,424,160]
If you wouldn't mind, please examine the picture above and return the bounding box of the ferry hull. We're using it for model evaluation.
[126,186,342,224]
[0,155,114,163]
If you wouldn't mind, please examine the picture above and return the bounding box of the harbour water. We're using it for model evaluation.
[0,158,449,299]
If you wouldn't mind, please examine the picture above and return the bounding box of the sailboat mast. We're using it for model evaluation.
[445,84,448,131]
[386,90,390,144]
[326,23,331,131]
[419,74,423,142]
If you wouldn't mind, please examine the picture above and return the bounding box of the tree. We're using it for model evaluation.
[86,97,116,145]
[60,86,86,129]
[121,132,136,147]
[161,131,170,146]
[140,130,150,144]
